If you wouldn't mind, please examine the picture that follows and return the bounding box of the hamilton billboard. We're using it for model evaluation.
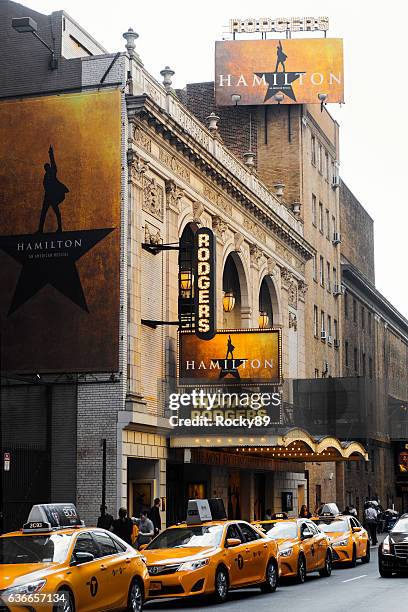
[0,90,121,373]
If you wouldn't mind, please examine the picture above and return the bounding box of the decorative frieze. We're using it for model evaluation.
[243,217,266,243]
[159,147,191,182]
[143,176,164,221]
[134,127,152,153]
[203,185,233,217]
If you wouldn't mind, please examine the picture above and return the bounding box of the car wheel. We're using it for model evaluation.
[260,559,278,593]
[350,545,357,568]
[361,542,370,564]
[319,550,332,577]
[127,578,143,612]
[53,589,75,612]
[379,565,393,578]
[296,554,306,584]
[214,566,229,603]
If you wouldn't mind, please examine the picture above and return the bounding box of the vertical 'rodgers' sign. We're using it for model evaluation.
[194,227,216,340]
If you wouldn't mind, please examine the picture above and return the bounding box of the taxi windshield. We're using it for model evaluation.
[146,525,224,549]
[262,522,297,539]
[0,534,72,564]
[392,518,408,532]
[318,520,349,533]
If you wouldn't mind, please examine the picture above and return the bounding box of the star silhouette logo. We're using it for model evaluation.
[0,229,114,315]
[255,71,305,102]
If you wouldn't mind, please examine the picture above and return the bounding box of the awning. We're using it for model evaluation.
[170,427,368,462]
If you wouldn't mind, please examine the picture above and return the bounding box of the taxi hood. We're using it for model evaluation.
[0,563,54,590]
[274,537,296,547]
[144,546,217,564]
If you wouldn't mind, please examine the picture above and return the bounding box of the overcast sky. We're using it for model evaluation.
[20,0,408,318]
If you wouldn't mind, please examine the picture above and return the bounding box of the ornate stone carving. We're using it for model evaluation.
[243,217,266,243]
[249,244,263,267]
[267,257,277,277]
[192,201,205,223]
[288,280,298,309]
[145,223,162,245]
[134,127,152,152]
[203,185,233,217]
[127,149,149,184]
[212,215,228,242]
[289,311,298,331]
[298,280,308,301]
[143,176,164,220]
[280,267,293,290]
[158,147,190,182]
[165,180,184,212]
[234,232,244,252]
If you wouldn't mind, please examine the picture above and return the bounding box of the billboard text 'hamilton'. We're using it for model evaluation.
[215,38,344,106]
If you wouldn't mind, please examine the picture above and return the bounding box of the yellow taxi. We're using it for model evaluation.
[142,499,279,603]
[0,503,148,612]
[313,514,370,566]
[252,513,333,583]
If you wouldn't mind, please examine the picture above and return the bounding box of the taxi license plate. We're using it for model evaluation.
[150,581,162,591]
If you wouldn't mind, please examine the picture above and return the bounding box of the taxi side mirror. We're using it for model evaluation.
[226,538,241,548]
[301,530,314,540]
[71,551,95,565]
[139,544,148,551]
[352,526,362,533]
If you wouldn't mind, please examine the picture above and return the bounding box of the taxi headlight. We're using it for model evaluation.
[382,537,391,554]
[279,547,293,557]
[178,558,210,571]
[332,538,350,547]
[4,579,46,596]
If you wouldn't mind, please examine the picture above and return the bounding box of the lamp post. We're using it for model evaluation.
[12,17,58,69]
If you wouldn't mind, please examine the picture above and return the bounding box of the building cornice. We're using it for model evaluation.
[127,94,315,263]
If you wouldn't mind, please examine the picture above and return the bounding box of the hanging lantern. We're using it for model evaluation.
[180,270,192,297]
[258,311,269,329]
[223,291,235,313]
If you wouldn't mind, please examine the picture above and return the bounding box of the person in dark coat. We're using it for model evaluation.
[112,508,133,545]
[97,505,113,530]
[148,498,162,535]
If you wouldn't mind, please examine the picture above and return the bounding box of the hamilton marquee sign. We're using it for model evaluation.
[0,90,121,373]
[178,328,282,386]
[215,38,344,106]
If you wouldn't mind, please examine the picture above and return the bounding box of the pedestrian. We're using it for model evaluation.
[299,504,312,518]
[137,511,155,548]
[112,508,133,545]
[349,504,357,517]
[148,498,162,535]
[96,505,114,530]
[364,504,378,545]
[265,508,272,520]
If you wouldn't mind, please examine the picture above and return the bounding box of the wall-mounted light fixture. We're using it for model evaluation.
[258,311,269,329]
[231,93,241,106]
[179,270,193,298]
[223,291,236,312]
[318,93,328,112]
[12,17,58,69]
[274,93,284,104]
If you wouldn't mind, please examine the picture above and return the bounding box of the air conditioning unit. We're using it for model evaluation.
[332,175,340,189]
[321,331,327,341]
[327,335,333,344]
[332,232,342,245]
[334,339,340,349]
[333,283,345,296]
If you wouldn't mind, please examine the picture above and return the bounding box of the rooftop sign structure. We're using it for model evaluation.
[228,17,329,35]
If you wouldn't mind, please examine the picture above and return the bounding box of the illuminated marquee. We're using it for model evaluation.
[229,16,329,33]
[194,227,216,340]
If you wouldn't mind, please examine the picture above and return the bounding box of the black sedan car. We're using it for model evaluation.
[379,513,408,577]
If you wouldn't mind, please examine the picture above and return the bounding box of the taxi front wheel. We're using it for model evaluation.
[260,560,278,593]
[53,588,75,612]
[319,551,332,577]
[127,578,144,612]
[214,566,229,603]
[361,542,370,564]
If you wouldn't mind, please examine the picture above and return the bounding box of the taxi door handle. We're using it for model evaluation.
[100,564,108,571]
[125,558,131,564]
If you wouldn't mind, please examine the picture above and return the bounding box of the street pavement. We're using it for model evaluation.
[145,543,408,612]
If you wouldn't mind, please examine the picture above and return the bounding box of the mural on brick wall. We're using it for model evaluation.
[0,90,121,372]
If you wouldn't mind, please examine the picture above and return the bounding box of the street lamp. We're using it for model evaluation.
[12,17,58,69]
[258,311,269,329]
[223,291,235,312]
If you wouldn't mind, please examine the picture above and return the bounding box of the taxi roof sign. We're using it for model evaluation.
[271,512,288,520]
[23,503,83,532]
[318,503,340,517]
[186,499,212,525]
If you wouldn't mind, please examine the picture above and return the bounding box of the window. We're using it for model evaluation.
[226,524,243,542]
[345,341,349,366]
[328,315,332,339]
[314,368,319,378]
[325,152,329,181]
[361,307,365,329]
[344,292,348,318]
[318,144,323,173]
[93,531,118,557]
[368,312,372,335]
[327,262,331,291]
[369,357,373,379]
[354,347,358,373]
[319,202,324,232]
[353,299,357,323]
[321,310,325,335]
[239,523,261,542]
[332,215,336,238]
[313,305,318,337]
[312,194,317,226]
[73,533,99,559]
[326,209,330,239]
[334,319,338,342]
[320,256,324,286]
[311,135,316,165]
[333,266,337,287]
[312,254,317,281]
[362,353,366,377]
